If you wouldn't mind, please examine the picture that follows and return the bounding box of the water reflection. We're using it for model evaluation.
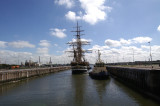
[0,78,30,96]
[72,74,87,106]
[93,78,110,103]
[111,78,160,106]
[0,74,52,95]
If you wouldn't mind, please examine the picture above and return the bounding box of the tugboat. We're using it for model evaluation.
[89,50,109,80]
[67,22,91,74]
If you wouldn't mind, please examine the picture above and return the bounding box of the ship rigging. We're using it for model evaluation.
[67,22,91,74]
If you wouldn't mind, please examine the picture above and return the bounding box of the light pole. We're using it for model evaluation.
[0,57,1,64]
[132,48,134,63]
[18,53,19,65]
[148,42,152,68]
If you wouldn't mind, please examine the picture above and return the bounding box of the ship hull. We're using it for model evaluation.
[89,71,109,80]
[72,69,87,74]
[71,62,89,74]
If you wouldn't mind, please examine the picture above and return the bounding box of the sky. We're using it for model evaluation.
[0,0,160,64]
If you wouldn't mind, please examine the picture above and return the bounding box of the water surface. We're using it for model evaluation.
[0,70,159,106]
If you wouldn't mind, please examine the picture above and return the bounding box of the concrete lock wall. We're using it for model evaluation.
[106,66,160,97]
[0,66,70,83]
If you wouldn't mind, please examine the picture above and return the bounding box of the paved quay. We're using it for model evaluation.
[0,66,70,83]
[111,64,160,70]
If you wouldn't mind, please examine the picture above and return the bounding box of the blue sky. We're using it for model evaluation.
[0,0,160,64]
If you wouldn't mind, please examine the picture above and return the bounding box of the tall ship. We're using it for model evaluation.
[67,22,91,74]
[89,50,109,80]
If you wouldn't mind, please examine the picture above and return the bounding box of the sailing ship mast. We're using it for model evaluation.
[67,22,90,63]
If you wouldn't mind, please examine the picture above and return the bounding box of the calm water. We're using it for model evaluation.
[0,70,159,106]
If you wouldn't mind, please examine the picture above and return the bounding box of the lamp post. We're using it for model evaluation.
[132,48,134,63]
[0,57,1,64]
[148,42,152,68]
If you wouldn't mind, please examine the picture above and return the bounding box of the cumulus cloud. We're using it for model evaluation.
[37,47,49,54]
[0,49,72,65]
[141,45,160,52]
[0,41,7,48]
[65,11,81,21]
[120,38,131,45]
[39,40,50,47]
[54,44,58,46]
[80,0,111,24]
[67,38,92,46]
[65,0,112,25]
[71,38,92,42]
[50,28,67,38]
[105,39,121,47]
[105,37,152,47]
[81,38,92,42]
[0,50,32,64]
[8,41,35,48]
[85,44,160,64]
[132,37,152,44]
[91,45,109,51]
[141,45,149,49]
[54,0,74,8]
[157,25,160,32]
[1,38,160,65]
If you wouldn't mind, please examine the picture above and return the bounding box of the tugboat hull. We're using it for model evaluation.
[89,71,109,80]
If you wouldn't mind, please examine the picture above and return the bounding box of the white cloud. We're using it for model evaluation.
[141,45,160,52]
[120,38,131,45]
[80,0,111,25]
[68,38,92,46]
[8,41,35,48]
[55,0,74,8]
[1,39,160,65]
[104,38,131,47]
[71,38,92,42]
[105,39,121,47]
[0,41,7,48]
[39,40,50,47]
[141,45,149,49]
[81,38,92,42]
[50,28,67,38]
[0,49,71,64]
[65,0,112,25]
[152,45,160,52]
[85,44,160,64]
[65,11,81,21]
[37,47,49,54]
[92,45,102,50]
[92,45,109,51]
[105,37,152,47]
[132,37,152,44]
[0,50,32,64]
[54,44,58,46]
[157,25,160,32]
